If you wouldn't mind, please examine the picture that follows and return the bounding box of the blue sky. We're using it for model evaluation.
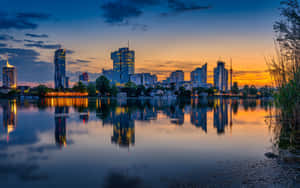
[0,0,281,86]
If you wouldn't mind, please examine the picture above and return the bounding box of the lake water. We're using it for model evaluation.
[0,98,298,188]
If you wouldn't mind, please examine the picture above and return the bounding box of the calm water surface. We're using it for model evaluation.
[0,98,292,187]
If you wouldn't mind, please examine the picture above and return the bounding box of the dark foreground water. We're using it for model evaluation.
[0,98,298,188]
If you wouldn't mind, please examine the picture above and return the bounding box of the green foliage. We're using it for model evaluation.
[259,86,273,97]
[276,71,300,113]
[242,85,249,97]
[178,86,191,98]
[206,87,215,96]
[249,85,258,95]
[87,83,96,96]
[110,84,118,97]
[145,87,153,96]
[72,82,87,93]
[96,76,111,96]
[8,89,18,97]
[31,85,50,97]
[123,82,137,97]
[136,85,146,96]
[231,82,239,94]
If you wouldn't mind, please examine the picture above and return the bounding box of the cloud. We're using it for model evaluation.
[76,59,91,63]
[66,49,75,54]
[25,33,49,38]
[101,2,143,24]
[100,0,211,25]
[0,34,22,43]
[233,70,269,77]
[0,43,7,47]
[0,34,14,41]
[0,11,51,30]
[16,12,51,20]
[24,38,62,50]
[24,39,44,44]
[24,43,61,50]
[167,0,212,13]
[68,59,91,65]
[131,23,149,31]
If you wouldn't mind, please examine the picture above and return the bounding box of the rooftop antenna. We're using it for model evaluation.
[127,40,130,49]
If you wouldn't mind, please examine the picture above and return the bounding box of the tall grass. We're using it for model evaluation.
[268,0,300,155]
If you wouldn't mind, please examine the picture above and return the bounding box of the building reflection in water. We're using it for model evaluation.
[213,99,229,134]
[55,106,69,148]
[110,107,135,148]
[39,98,273,146]
[2,100,17,142]
[167,105,185,125]
[190,107,207,132]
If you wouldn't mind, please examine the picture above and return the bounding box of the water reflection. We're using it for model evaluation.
[110,108,135,147]
[2,100,17,142]
[0,98,274,148]
[213,99,228,134]
[2,98,295,187]
[190,106,207,132]
[55,107,68,148]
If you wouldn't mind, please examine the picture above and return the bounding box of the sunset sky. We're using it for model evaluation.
[0,0,280,87]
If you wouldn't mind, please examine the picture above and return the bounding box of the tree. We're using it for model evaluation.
[87,83,96,96]
[231,82,239,94]
[242,85,249,97]
[136,85,146,96]
[31,85,49,97]
[8,89,18,97]
[96,76,111,96]
[145,87,153,96]
[273,0,300,85]
[206,87,215,96]
[249,85,258,95]
[72,82,87,93]
[123,82,137,97]
[110,84,118,97]
[269,0,300,115]
[178,86,191,98]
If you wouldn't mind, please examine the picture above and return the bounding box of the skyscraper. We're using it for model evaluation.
[2,59,17,89]
[54,49,69,89]
[191,63,207,86]
[111,47,135,83]
[214,61,228,92]
[169,70,184,84]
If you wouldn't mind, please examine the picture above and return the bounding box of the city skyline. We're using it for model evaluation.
[0,0,278,86]
[1,49,261,89]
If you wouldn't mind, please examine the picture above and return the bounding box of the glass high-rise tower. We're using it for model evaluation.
[111,47,135,83]
[54,49,69,89]
[2,59,17,89]
[214,61,228,92]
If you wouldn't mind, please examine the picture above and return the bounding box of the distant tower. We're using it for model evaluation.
[214,61,228,92]
[2,58,17,89]
[230,59,233,91]
[54,49,69,89]
[111,47,135,84]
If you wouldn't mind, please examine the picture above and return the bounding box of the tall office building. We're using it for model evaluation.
[54,49,69,89]
[191,63,207,86]
[214,61,228,92]
[2,59,17,89]
[130,73,157,86]
[111,47,135,83]
[169,70,184,84]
